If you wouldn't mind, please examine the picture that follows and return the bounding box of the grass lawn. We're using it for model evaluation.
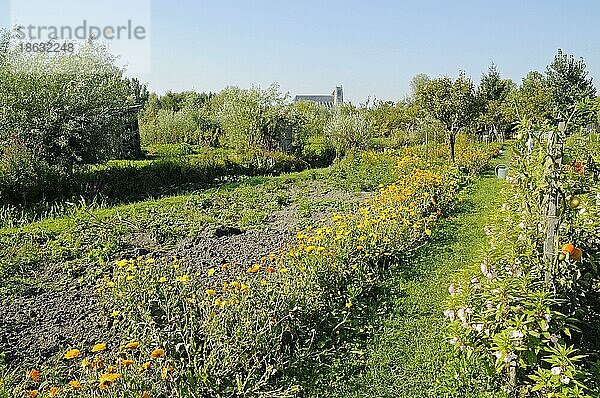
[308,153,510,397]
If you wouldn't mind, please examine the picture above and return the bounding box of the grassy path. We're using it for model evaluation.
[325,163,508,397]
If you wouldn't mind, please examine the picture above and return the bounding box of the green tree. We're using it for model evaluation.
[477,64,514,141]
[546,49,596,124]
[410,73,430,98]
[503,71,553,125]
[416,72,478,161]
[324,104,371,158]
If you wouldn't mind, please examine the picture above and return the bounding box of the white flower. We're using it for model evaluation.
[544,313,551,322]
[474,323,485,332]
[481,263,489,276]
[551,366,562,375]
[494,351,503,359]
[518,222,526,229]
[560,375,570,384]
[448,284,457,295]
[449,337,459,345]
[484,226,492,236]
[550,334,559,344]
[470,276,479,284]
[504,352,517,363]
[444,309,456,321]
[457,308,467,322]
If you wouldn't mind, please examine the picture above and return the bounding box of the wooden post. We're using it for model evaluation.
[543,122,565,287]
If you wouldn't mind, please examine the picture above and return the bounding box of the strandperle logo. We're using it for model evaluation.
[14,20,147,41]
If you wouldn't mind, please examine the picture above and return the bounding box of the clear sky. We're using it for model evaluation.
[2,0,599,103]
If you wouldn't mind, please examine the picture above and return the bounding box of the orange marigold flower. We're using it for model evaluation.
[28,369,41,383]
[124,341,140,349]
[150,348,165,359]
[356,245,363,251]
[28,390,38,398]
[91,343,106,352]
[266,267,276,273]
[107,365,117,373]
[120,359,135,366]
[69,380,82,389]
[64,349,81,359]
[561,243,576,255]
[247,265,260,273]
[141,391,151,398]
[48,386,59,397]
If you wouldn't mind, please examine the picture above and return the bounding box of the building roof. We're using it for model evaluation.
[294,95,334,108]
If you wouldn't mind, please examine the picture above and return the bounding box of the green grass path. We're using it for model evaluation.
[328,164,508,397]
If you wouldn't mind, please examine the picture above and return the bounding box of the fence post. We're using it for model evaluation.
[543,122,565,287]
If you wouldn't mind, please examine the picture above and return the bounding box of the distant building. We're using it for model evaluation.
[294,86,343,109]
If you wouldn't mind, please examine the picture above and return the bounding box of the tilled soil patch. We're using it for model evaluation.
[0,183,369,370]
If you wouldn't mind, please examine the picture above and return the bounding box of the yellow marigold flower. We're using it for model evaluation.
[279,268,288,273]
[214,298,224,307]
[175,274,190,283]
[48,386,59,397]
[111,310,121,317]
[150,348,165,359]
[205,289,217,296]
[208,268,216,276]
[146,258,155,263]
[81,358,93,369]
[120,359,135,366]
[107,365,117,373]
[91,343,106,352]
[68,380,82,389]
[247,265,260,273]
[425,228,432,236]
[28,369,41,383]
[161,365,175,380]
[240,283,248,292]
[28,390,38,398]
[346,302,353,308]
[116,259,128,267]
[126,275,135,281]
[139,362,151,372]
[106,281,115,288]
[98,372,121,390]
[124,341,140,349]
[158,276,167,283]
[64,349,81,360]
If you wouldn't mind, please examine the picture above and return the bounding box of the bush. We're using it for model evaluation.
[324,105,372,158]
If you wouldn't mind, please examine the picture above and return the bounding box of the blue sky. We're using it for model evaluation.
[2,0,599,103]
